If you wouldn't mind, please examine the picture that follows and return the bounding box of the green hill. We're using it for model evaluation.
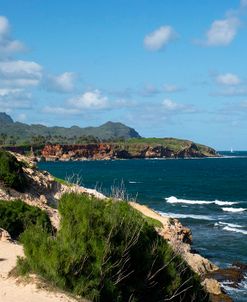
[0,112,141,145]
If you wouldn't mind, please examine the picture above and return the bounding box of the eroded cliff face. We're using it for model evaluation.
[41,143,218,161]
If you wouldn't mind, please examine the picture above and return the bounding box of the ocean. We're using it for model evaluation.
[38,151,247,302]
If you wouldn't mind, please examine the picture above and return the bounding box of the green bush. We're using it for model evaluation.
[19,193,208,302]
[0,150,27,191]
[0,199,52,239]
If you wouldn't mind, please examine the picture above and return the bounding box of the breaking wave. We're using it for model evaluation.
[222,207,246,213]
[158,211,214,221]
[215,221,244,228]
[222,226,247,235]
[165,196,238,206]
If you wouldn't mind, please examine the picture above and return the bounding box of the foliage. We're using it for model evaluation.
[0,112,140,146]
[19,193,208,302]
[54,177,73,187]
[0,150,27,191]
[125,138,194,151]
[0,199,52,239]
[143,216,163,228]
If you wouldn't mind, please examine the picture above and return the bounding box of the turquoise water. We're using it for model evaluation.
[38,152,247,302]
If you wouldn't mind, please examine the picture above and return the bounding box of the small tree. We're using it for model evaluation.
[0,150,27,191]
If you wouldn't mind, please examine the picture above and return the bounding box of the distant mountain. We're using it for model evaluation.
[0,112,14,124]
[0,112,141,144]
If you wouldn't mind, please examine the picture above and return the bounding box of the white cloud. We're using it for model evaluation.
[44,72,77,93]
[216,73,241,85]
[0,16,9,36]
[0,88,22,96]
[163,84,184,93]
[141,84,160,97]
[0,88,32,110]
[162,99,196,113]
[43,89,134,116]
[144,26,177,51]
[68,90,109,109]
[0,16,25,57]
[0,60,42,87]
[204,17,240,46]
[17,113,27,122]
[43,106,80,115]
[211,87,247,97]
[162,99,182,111]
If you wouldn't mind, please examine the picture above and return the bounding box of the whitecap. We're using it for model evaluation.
[129,181,142,184]
[158,211,214,221]
[223,226,247,235]
[214,200,238,206]
[218,222,244,228]
[222,207,246,213]
[165,196,211,205]
[165,196,238,206]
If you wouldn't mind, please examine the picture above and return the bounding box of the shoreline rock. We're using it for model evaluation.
[40,143,219,161]
[0,228,12,242]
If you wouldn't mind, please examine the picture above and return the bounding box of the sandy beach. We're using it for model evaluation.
[0,241,82,302]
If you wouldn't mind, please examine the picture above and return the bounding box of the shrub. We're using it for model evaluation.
[0,199,52,239]
[19,193,208,302]
[0,150,27,191]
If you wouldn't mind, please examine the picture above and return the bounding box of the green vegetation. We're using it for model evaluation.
[0,112,140,146]
[54,177,73,187]
[143,216,163,228]
[126,137,195,151]
[18,193,208,302]
[0,150,27,191]
[0,113,216,157]
[0,199,52,239]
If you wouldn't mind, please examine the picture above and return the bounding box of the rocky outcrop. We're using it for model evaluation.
[206,263,247,289]
[41,142,218,161]
[0,153,106,229]
[0,228,12,242]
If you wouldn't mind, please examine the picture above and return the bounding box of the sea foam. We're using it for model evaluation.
[165,196,238,206]
[222,207,246,213]
[128,181,142,184]
[158,211,214,221]
[216,221,244,228]
[222,226,247,235]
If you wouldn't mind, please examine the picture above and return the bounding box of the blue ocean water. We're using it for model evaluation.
[38,151,247,302]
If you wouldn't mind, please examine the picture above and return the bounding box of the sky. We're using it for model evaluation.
[0,0,247,150]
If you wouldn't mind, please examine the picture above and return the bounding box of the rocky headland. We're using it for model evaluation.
[40,140,219,161]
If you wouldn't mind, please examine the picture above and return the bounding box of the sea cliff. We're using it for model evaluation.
[40,140,218,161]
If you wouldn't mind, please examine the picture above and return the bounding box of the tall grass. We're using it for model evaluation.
[19,193,208,302]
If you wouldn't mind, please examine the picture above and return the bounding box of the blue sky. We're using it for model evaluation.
[0,0,247,149]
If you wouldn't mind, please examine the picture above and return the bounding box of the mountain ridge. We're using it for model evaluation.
[0,112,141,143]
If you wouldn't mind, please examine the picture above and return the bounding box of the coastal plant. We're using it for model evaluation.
[110,179,138,202]
[0,199,52,239]
[54,177,73,187]
[65,172,83,186]
[0,150,27,191]
[18,193,208,302]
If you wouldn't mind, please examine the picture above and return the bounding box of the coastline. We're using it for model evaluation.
[0,152,234,302]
